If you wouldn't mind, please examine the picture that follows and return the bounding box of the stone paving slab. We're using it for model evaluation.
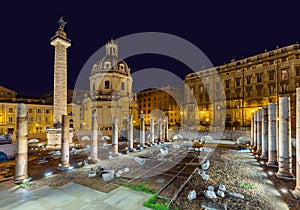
[0,182,151,210]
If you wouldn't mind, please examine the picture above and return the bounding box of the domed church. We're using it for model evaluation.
[82,39,138,134]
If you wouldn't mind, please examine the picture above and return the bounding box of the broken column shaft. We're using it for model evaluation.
[290,88,300,198]
[15,103,29,183]
[128,114,133,150]
[91,110,98,161]
[251,112,254,145]
[140,114,145,147]
[253,111,257,150]
[158,118,162,143]
[256,109,262,153]
[276,97,294,179]
[59,115,70,169]
[150,118,155,144]
[165,116,168,141]
[267,102,278,167]
[261,106,268,159]
[112,118,118,154]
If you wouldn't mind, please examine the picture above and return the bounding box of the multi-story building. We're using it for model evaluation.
[0,86,82,139]
[137,86,183,128]
[184,43,300,130]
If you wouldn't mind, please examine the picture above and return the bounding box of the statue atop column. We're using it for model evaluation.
[58,17,67,30]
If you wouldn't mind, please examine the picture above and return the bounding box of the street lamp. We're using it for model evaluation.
[205,118,209,132]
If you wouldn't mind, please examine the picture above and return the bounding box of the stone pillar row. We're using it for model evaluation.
[251,93,300,199]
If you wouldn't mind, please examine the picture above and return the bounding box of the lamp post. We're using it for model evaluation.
[206,118,209,133]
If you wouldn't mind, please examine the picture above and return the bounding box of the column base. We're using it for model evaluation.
[266,161,278,167]
[275,172,295,180]
[260,153,268,160]
[14,176,31,184]
[289,189,300,200]
[57,164,70,170]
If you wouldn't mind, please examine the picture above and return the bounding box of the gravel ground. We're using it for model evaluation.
[170,147,289,210]
[1,145,296,210]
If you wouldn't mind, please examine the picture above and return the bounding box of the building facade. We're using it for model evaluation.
[0,86,82,140]
[137,86,183,128]
[184,43,300,130]
[80,39,138,135]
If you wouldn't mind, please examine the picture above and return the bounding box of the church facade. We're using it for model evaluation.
[81,40,138,136]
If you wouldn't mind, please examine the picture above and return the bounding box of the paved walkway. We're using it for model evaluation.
[0,181,152,210]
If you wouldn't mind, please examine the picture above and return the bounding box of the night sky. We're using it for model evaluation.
[1,1,299,97]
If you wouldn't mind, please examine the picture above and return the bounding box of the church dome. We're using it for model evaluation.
[91,39,130,76]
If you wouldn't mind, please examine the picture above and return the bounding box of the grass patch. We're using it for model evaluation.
[126,182,154,194]
[239,183,255,189]
[143,194,169,210]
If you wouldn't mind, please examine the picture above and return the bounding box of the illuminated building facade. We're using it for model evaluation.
[184,43,300,130]
[137,86,183,128]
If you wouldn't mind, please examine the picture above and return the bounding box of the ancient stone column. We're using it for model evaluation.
[251,112,254,144]
[59,115,70,169]
[253,111,257,150]
[112,118,118,154]
[290,88,300,198]
[150,118,155,144]
[276,97,294,179]
[15,104,29,183]
[50,18,71,126]
[127,114,133,150]
[260,106,268,159]
[267,103,278,167]
[140,114,145,147]
[91,110,98,161]
[256,109,262,153]
[164,116,169,141]
[158,118,162,142]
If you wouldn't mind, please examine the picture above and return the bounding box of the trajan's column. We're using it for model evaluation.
[47,17,72,148]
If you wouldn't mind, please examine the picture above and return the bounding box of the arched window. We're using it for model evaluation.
[105,80,110,89]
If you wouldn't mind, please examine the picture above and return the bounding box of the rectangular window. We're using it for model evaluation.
[281,57,287,62]
[236,78,241,86]
[8,117,13,123]
[269,85,275,94]
[269,71,275,80]
[29,108,33,114]
[104,80,110,89]
[281,69,287,79]
[296,54,300,59]
[257,88,262,96]
[121,82,125,90]
[29,117,33,122]
[296,66,300,76]
[37,117,41,122]
[225,80,230,88]
[37,109,41,113]
[282,84,287,93]
[246,76,251,85]
[45,109,50,114]
[8,108,13,113]
[257,74,262,83]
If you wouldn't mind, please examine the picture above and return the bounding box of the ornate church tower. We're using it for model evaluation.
[50,17,71,126]
[83,39,134,135]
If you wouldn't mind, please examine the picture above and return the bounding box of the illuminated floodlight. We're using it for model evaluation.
[267,171,273,175]
[260,161,265,165]
[280,189,288,193]
[68,166,74,170]
[45,172,53,177]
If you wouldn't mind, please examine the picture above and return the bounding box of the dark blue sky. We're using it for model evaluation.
[1,1,299,96]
